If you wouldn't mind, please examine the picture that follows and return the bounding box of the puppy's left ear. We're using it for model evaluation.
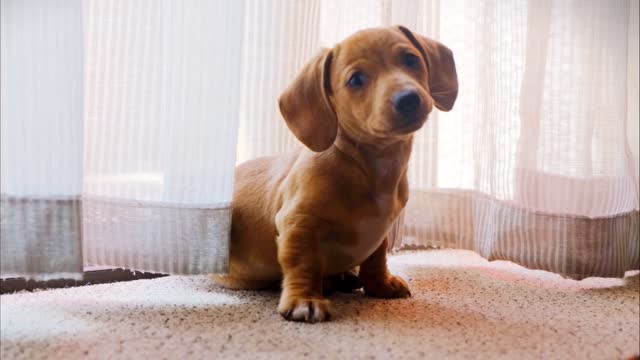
[278,49,337,152]
[397,26,458,111]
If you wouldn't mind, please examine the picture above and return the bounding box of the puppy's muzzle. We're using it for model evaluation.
[392,89,425,128]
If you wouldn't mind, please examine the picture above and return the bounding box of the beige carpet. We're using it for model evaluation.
[1,250,639,360]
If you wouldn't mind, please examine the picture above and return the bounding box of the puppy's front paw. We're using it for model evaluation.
[363,274,411,298]
[278,296,331,323]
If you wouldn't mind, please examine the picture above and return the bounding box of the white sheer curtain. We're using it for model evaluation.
[402,0,639,278]
[2,0,638,280]
[1,0,244,278]
[81,0,243,274]
[1,0,85,279]
[237,0,639,279]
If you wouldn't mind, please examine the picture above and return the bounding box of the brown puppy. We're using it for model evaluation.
[214,26,458,322]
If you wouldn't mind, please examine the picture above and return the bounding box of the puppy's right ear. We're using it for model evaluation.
[397,26,458,112]
[278,49,337,152]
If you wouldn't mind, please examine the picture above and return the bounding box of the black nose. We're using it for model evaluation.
[392,90,421,119]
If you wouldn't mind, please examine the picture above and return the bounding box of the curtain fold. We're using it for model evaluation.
[1,0,245,278]
[80,0,245,274]
[398,0,640,279]
[1,0,85,279]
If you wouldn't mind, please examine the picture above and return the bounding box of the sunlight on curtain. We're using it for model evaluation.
[2,0,637,280]
[235,0,639,278]
[81,0,245,274]
[236,0,322,163]
[1,0,245,278]
[1,0,84,279]
[405,0,638,278]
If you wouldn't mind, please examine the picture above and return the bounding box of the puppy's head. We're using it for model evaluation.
[279,26,458,152]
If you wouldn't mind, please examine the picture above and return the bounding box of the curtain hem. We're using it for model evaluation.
[394,189,639,280]
[82,197,230,275]
[1,195,84,279]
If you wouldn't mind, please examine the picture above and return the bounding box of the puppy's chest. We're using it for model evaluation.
[325,187,406,270]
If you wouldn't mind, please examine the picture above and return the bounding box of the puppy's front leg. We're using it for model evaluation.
[359,237,411,298]
[277,226,331,323]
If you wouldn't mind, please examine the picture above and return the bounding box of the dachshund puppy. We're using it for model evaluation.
[214,26,458,323]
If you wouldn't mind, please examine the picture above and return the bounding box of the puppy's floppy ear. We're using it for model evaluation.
[397,26,458,111]
[278,49,337,152]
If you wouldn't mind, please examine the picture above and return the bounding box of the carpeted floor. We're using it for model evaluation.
[1,250,639,360]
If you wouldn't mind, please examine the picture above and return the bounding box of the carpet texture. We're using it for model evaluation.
[1,250,639,360]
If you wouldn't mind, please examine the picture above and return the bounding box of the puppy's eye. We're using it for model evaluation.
[403,52,420,69]
[347,71,367,89]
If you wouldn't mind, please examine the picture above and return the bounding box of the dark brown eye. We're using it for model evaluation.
[403,52,420,69]
[348,71,367,89]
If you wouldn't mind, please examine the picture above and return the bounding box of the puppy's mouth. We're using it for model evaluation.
[392,113,427,134]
